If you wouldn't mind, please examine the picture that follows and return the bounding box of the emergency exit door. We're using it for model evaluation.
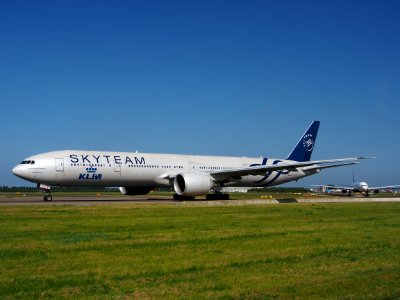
[55,158,64,172]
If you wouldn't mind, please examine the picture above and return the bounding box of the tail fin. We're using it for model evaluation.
[286,121,320,162]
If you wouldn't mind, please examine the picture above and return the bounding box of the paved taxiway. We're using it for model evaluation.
[1,196,400,206]
[0,196,176,206]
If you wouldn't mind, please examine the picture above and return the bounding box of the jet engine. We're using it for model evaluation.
[173,173,214,196]
[119,187,152,195]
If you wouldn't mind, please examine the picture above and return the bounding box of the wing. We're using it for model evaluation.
[310,184,347,188]
[210,157,367,181]
[368,185,400,190]
[310,184,352,192]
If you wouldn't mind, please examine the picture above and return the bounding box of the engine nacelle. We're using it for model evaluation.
[119,187,152,195]
[173,173,214,196]
[373,189,380,194]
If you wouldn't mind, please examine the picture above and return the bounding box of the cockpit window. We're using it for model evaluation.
[21,160,35,165]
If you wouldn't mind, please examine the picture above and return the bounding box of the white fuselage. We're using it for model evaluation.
[12,150,314,189]
[352,182,369,192]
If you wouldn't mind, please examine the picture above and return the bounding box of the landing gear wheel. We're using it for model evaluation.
[44,195,53,202]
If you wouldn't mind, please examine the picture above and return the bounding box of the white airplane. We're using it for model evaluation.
[12,121,369,201]
[312,182,400,197]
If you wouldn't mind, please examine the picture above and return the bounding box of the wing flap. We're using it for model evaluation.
[302,162,359,171]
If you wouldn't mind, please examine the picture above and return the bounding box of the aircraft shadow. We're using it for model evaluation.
[276,198,298,203]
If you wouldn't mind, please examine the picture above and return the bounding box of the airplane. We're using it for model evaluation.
[12,121,369,201]
[311,182,400,197]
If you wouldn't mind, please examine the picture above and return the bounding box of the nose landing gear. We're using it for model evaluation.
[44,194,53,201]
[38,184,53,201]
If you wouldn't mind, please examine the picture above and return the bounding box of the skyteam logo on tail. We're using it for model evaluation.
[286,121,319,162]
[302,134,314,152]
[79,167,102,180]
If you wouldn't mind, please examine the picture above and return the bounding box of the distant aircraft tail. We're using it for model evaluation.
[286,121,320,162]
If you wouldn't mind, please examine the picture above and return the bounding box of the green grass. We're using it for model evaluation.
[0,203,399,299]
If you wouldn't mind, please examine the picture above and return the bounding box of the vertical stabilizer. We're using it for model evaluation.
[286,121,320,162]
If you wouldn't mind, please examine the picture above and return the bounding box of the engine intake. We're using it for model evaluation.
[173,173,214,196]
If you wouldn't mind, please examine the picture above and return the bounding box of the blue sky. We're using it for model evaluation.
[1,0,399,187]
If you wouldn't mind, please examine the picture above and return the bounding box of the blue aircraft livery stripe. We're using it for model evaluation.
[253,158,289,186]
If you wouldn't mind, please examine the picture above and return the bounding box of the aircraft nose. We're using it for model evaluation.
[12,165,26,179]
[12,165,20,176]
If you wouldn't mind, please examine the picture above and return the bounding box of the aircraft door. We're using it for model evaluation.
[189,162,197,171]
[55,158,64,172]
[114,162,121,173]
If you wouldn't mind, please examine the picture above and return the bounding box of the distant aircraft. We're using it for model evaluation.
[311,181,400,197]
[12,121,369,201]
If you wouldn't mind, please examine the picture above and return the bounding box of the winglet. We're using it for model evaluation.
[286,121,320,162]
